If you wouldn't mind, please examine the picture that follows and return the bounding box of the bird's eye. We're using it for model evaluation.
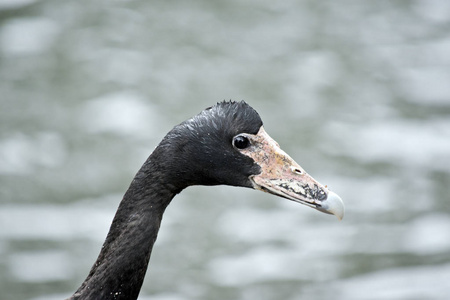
[233,135,251,149]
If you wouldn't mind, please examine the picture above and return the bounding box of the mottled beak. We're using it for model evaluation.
[243,127,344,220]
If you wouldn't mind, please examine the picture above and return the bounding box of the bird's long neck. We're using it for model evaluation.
[69,155,178,300]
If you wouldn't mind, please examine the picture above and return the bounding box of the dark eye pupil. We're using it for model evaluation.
[234,136,250,149]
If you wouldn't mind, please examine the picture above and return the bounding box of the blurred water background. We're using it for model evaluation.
[1,0,450,299]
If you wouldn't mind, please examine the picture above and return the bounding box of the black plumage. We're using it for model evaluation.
[68,100,344,300]
[69,101,265,300]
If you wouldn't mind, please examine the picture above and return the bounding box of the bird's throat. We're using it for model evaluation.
[69,160,176,300]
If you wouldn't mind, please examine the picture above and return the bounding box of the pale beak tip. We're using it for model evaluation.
[320,191,345,221]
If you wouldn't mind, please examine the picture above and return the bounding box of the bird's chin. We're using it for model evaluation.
[241,126,344,220]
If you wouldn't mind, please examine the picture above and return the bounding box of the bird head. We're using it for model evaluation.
[158,101,344,220]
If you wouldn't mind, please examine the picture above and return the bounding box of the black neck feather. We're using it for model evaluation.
[68,101,263,300]
[69,151,177,300]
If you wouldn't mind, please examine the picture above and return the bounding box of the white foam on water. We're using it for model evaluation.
[0,17,59,55]
[0,0,36,10]
[402,213,450,255]
[318,263,450,300]
[0,197,117,241]
[327,118,450,171]
[79,91,161,139]
[8,250,73,282]
[0,132,67,175]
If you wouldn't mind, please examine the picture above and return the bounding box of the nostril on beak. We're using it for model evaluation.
[290,166,303,175]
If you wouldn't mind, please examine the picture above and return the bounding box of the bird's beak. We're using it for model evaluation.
[244,127,344,220]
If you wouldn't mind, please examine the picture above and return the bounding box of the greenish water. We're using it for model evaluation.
[1,0,450,299]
